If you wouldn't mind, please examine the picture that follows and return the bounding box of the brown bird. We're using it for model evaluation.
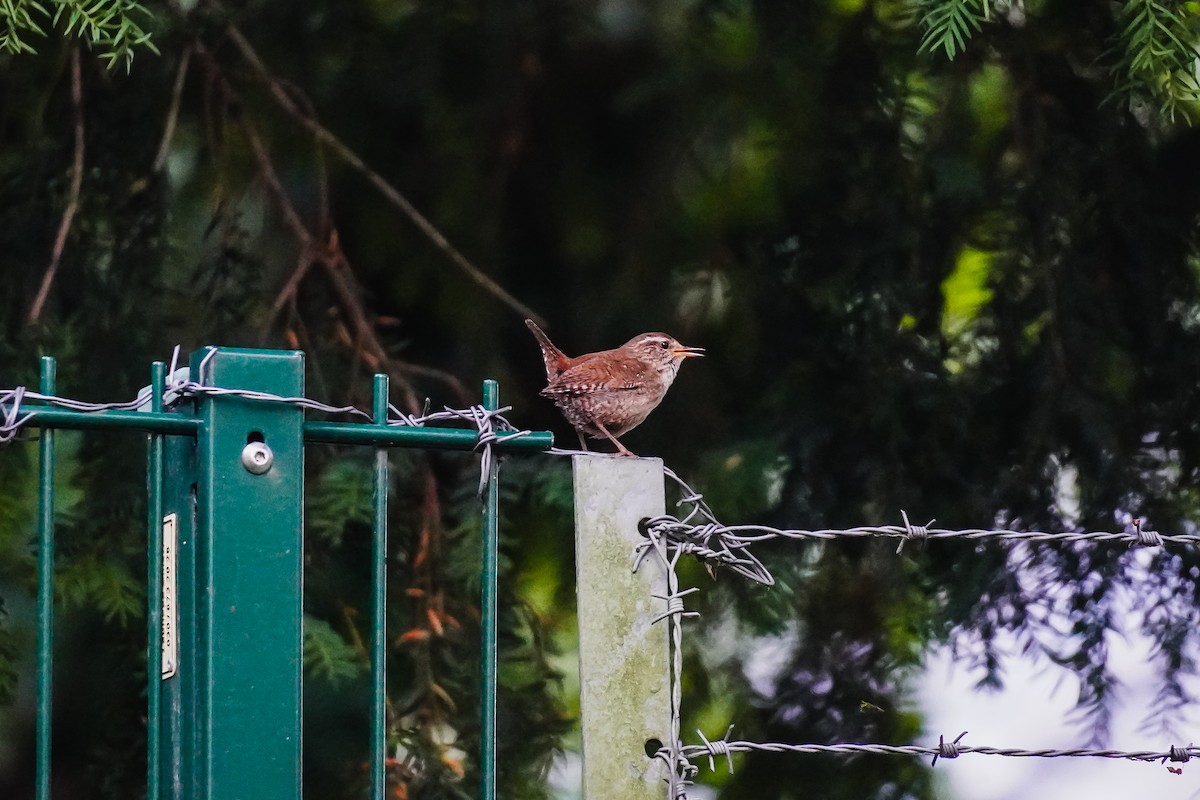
[525,319,704,456]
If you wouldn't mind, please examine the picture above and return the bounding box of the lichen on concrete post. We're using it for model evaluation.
[573,454,669,799]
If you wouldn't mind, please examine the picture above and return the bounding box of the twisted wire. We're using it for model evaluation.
[643,516,1200,552]
[642,529,692,797]
[0,347,530,495]
[642,469,1198,595]
[666,735,1200,768]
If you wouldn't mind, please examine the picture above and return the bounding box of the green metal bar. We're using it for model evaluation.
[480,380,500,800]
[161,420,198,797]
[35,356,56,800]
[145,362,165,800]
[191,348,304,800]
[304,421,552,450]
[369,374,390,800]
[7,408,555,452]
[8,406,201,434]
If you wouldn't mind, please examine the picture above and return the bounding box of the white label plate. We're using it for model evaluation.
[162,513,178,680]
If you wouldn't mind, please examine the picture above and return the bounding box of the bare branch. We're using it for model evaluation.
[232,92,421,411]
[190,31,470,413]
[154,46,192,173]
[220,23,547,327]
[29,46,85,325]
[267,245,318,326]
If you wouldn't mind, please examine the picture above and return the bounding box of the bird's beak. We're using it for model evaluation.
[673,346,705,358]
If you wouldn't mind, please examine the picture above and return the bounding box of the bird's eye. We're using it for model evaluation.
[659,340,669,349]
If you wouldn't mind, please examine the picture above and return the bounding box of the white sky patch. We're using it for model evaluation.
[920,619,1200,799]
[741,622,800,699]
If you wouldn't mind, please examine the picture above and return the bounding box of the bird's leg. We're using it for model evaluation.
[577,431,589,452]
[593,421,636,457]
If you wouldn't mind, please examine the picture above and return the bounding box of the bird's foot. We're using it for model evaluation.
[593,422,637,457]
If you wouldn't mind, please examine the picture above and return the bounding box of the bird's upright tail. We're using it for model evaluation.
[525,319,572,380]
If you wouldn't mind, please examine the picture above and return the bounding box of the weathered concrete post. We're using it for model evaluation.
[573,454,669,799]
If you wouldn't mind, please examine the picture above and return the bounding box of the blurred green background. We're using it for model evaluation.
[4,0,1200,797]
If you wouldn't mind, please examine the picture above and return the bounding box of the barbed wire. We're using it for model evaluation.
[636,467,1200,797]
[0,346,530,496]
[640,469,1199,591]
[645,513,1193,551]
[656,730,1197,781]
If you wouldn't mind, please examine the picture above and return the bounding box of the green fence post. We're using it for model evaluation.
[186,346,305,800]
[35,356,56,800]
[480,380,500,800]
[146,360,166,799]
[369,373,390,800]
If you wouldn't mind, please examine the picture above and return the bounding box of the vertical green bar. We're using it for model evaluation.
[191,347,304,800]
[480,380,499,800]
[369,374,389,800]
[145,361,165,800]
[35,356,56,800]
[161,422,198,798]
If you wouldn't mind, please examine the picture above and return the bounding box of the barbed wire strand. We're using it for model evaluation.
[669,733,1199,768]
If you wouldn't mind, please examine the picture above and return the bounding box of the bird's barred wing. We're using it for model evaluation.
[541,354,648,396]
[540,381,639,397]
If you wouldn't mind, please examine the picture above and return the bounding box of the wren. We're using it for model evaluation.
[525,319,704,456]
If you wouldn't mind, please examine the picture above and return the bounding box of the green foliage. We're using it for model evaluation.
[916,0,990,59]
[308,458,377,546]
[0,598,16,705]
[1113,0,1200,120]
[696,440,789,521]
[0,0,44,55]
[56,556,141,623]
[303,614,365,685]
[0,0,158,69]
[0,431,85,571]
[915,0,1200,120]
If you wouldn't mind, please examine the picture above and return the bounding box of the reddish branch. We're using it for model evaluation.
[29,47,85,325]
[162,1,489,406]
[184,42,471,412]
[220,23,547,328]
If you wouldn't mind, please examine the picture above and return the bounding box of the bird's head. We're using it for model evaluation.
[628,333,705,373]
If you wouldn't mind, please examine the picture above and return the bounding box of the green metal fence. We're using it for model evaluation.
[9,345,553,800]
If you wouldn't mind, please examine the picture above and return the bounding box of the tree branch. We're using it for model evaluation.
[189,30,475,410]
[29,46,84,325]
[268,244,318,322]
[234,112,422,409]
[220,23,547,327]
[153,46,192,173]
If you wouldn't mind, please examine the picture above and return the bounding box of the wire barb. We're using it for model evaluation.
[1130,518,1164,548]
[650,587,701,625]
[932,731,968,767]
[897,509,934,554]
[1166,744,1192,764]
[696,725,737,774]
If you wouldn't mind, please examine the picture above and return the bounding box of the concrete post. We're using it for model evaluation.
[572,454,669,799]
